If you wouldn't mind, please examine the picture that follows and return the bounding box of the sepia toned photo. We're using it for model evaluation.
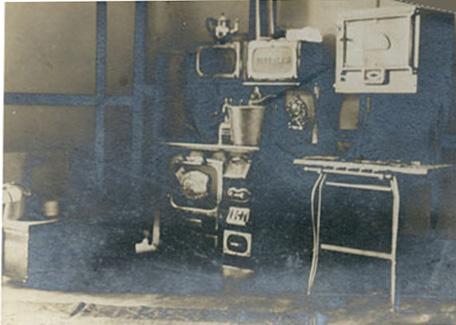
[2,0,456,324]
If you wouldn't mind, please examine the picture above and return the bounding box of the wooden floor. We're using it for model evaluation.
[3,279,456,325]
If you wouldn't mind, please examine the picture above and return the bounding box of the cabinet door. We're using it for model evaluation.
[335,7,420,93]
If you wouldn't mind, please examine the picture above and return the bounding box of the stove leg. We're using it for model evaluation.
[307,173,327,295]
[135,207,161,254]
[152,207,161,249]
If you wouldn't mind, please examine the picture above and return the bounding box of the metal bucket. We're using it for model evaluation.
[229,104,265,146]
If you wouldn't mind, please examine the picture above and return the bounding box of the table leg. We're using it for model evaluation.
[307,173,327,295]
[390,176,400,310]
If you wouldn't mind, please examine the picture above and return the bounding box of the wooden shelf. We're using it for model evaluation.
[163,142,260,154]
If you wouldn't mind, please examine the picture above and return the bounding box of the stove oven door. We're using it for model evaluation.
[169,156,223,217]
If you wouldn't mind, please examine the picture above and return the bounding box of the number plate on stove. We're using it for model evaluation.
[226,207,250,226]
[247,39,299,81]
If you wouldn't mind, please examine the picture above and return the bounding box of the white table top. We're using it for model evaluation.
[294,156,451,176]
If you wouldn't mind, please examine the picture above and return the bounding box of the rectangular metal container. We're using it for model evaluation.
[335,7,420,93]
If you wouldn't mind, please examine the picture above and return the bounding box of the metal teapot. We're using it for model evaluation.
[206,13,239,42]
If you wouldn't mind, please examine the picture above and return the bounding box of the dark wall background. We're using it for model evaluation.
[4,1,456,241]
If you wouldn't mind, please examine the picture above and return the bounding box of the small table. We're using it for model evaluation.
[293,156,450,309]
[3,219,59,282]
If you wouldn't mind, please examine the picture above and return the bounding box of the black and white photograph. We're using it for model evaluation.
[2,0,456,324]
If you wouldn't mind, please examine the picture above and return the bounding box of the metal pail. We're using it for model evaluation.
[229,104,265,146]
